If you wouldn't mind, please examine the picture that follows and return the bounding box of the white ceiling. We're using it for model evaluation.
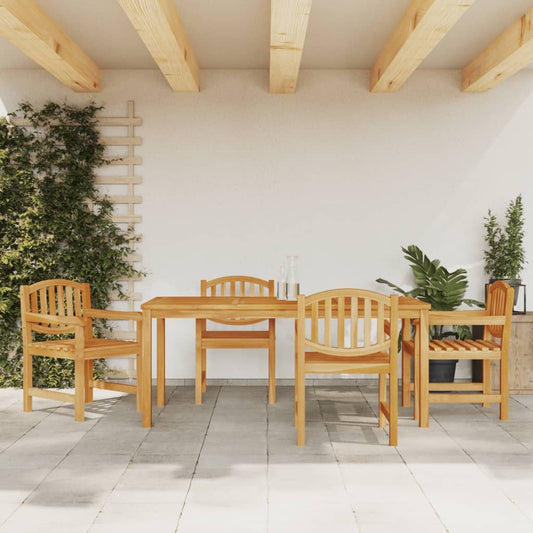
[1,0,533,70]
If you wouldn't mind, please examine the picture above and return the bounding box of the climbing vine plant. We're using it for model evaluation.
[0,102,140,387]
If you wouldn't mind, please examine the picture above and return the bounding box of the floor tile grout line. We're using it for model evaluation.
[0,405,56,455]
[0,395,118,530]
[459,445,533,528]
[456,397,529,451]
[431,413,533,525]
[511,395,533,412]
[360,384,452,531]
[173,385,221,533]
[84,385,180,533]
[315,384,362,532]
[395,447,451,533]
[393,398,451,533]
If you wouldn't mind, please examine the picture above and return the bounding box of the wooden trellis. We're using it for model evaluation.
[95,101,142,342]
[11,101,143,344]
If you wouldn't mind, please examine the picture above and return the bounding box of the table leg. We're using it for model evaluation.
[157,318,166,407]
[142,309,152,427]
[195,319,203,404]
[419,310,430,428]
[414,324,420,422]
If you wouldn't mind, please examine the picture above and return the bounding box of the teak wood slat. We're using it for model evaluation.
[20,279,143,422]
[195,277,276,405]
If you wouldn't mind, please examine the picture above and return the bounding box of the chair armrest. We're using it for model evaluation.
[428,310,504,326]
[85,309,142,321]
[24,312,86,326]
[398,296,431,309]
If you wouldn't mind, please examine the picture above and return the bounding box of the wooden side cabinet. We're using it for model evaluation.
[490,313,533,393]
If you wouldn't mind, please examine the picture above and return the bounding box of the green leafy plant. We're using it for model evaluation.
[0,102,141,388]
[377,245,482,340]
[484,195,526,280]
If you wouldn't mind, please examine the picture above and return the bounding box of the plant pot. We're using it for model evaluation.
[489,278,521,306]
[429,359,458,383]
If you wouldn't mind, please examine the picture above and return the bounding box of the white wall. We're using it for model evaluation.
[1,69,532,380]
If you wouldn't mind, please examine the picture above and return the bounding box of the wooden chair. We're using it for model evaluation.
[196,276,276,405]
[295,289,399,446]
[20,279,142,422]
[403,281,514,427]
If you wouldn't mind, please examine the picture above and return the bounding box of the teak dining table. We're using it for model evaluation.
[140,296,430,427]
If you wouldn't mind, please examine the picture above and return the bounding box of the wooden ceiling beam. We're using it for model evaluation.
[117,0,199,92]
[270,0,312,94]
[0,0,100,92]
[370,0,475,93]
[462,9,533,92]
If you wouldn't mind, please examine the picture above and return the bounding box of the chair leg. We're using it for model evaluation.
[389,371,398,447]
[136,354,142,412]
[378,373,386,428]
[268,319,276,404]
[402,350,410,407]
[201,349,207,393]
[414,335,420,422]
[23,351,33,413]
[419,324,430,428]
[84,360,94,403]
[294,322,298,427]
[482,359,491,407]
[296,366,306,446]
[500,357,509,420]
[74,359,85,422]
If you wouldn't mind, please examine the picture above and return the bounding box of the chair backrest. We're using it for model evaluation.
[485,281,514,339]
[297,289,399,357]
[20,279,92,335]
[201,276,274,326]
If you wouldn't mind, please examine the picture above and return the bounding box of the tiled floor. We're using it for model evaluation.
[1,384,533,533]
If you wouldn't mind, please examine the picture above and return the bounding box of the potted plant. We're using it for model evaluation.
[377,245,482,382]
[484,194,526,305]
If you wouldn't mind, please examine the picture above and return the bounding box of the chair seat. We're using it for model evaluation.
[428,339,501,360]
[28,338,140,359]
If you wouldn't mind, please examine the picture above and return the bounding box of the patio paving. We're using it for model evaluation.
[1,384,533,532]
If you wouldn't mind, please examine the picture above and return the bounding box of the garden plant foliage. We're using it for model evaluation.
[0,102,139,387]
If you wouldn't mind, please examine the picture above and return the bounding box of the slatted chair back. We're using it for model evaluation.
[298,289,399,357]
[20,279,92,337]
[485,281,514,339]
[201,276,275,326]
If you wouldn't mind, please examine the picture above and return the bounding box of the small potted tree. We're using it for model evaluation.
[377,245,482,382]
[484,195,526,305]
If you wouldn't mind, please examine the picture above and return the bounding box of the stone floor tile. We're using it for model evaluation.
[0,385,533,532]
[90,502,180,533]
[268,501,358,533]
[177,501,267,533]
[1,502,100,533]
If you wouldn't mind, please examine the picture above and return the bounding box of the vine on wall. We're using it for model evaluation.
[0,102,140,387]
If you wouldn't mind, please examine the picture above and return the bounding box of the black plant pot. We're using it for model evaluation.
[429,359,458,383]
